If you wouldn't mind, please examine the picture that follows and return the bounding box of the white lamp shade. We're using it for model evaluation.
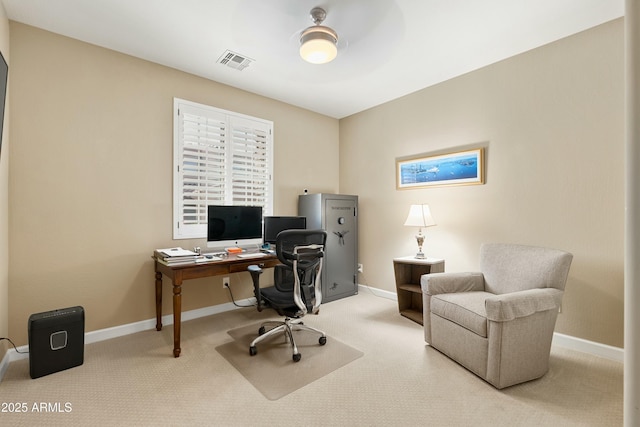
[404,204,436,228]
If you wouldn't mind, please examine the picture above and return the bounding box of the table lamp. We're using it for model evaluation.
[404,204,436,259]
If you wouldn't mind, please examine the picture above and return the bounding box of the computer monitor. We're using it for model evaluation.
[207,205,263,248]
[263,216,307,245]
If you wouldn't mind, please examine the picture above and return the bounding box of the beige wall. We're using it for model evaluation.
[7,18,625,349]
[7,23,339,345]
[0,5,9,352]
[340,19,624,347]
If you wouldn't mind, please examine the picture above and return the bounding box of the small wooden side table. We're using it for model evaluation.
[393,256,445,325]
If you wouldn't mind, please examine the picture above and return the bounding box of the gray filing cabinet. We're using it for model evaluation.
[298,193,358,302]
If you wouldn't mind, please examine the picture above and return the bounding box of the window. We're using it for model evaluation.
[173,98,273,239]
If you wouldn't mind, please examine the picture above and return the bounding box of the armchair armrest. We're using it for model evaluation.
[421,272,484,344]
[485,288,563,322]
[421,272,485,295]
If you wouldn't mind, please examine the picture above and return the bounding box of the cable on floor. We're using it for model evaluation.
[225,283,257,308]
[0,337,29,354]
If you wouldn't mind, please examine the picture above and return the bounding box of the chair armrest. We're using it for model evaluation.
[247,265,265,312]
[485,288,563,322]
[248,265,263,275]
[421,272,485,295]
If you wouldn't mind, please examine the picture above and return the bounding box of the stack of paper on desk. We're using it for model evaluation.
[154,247,199,265]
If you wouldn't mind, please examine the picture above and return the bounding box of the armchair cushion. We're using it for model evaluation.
[431,291,492,337]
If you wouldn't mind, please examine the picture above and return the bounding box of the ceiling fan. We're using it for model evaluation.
[228,0,402,74]
[298,7,339,64]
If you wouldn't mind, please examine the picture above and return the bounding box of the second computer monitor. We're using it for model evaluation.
[263,216,306,244]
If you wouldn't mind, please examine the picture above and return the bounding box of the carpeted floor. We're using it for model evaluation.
[0,290,623,426]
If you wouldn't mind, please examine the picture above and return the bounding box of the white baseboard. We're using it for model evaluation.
[0,349,12,381]
[358,284,397,300]
[82,297,256,346]
[551,332,623,363]
[1,290,623,382]
[0,297,256,382]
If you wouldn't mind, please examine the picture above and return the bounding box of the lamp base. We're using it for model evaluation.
[414,232,425,259]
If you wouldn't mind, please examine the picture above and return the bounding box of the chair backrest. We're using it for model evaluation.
[276,229,326,266]
[275,229,327,314]
[480,243,573,295]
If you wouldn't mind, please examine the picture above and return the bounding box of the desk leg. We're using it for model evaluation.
[155,271,163,331]
[172,281,182,358]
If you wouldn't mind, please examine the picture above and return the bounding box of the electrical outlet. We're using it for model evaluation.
[222,276,230,289]
[357,263,363,273]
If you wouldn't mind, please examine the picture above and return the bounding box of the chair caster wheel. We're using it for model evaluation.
[258,326,266,335]
[293,353,301,362]
[319,336,327,345]
[249,346,257,356]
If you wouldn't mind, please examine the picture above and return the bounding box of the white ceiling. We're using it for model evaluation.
[1,0,624,119]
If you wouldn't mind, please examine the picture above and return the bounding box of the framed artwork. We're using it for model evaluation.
[397,148,484,189]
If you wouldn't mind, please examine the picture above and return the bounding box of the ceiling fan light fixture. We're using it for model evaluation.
[299,26,338,64]
[299,7,338,65]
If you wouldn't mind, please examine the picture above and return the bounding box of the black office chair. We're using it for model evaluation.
[247,229,327,362]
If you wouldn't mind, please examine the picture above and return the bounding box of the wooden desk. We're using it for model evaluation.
[154,253,280,357]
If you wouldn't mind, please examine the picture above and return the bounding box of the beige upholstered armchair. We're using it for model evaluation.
[421,243,573,389]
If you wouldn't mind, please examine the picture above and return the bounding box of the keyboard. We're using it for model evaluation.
[236,252,268,259]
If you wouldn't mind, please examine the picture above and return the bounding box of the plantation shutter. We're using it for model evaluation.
[230,117,271,208]
[173,99,273,239]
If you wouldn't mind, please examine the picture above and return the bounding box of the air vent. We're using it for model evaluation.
[217,50,254,71]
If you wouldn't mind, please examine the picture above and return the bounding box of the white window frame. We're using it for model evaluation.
[173,98,273,239]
